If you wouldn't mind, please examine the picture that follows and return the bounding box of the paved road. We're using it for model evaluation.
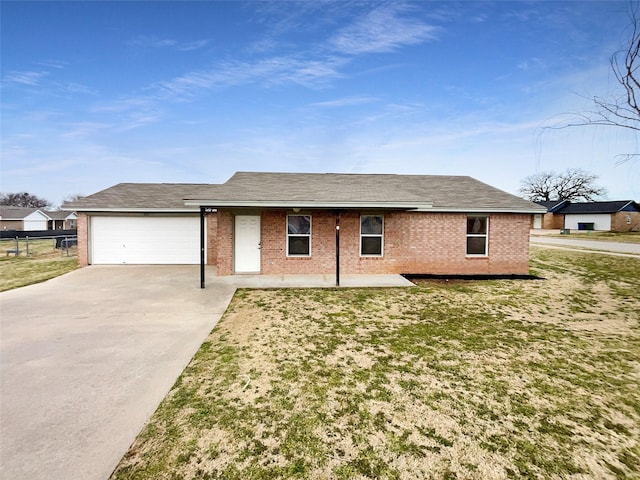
[0,266,236,480]
[530,235,640,255]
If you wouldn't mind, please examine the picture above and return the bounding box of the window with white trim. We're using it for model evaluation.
[360,215,383,256]
[287,215,311,256]
[466,216,488,256]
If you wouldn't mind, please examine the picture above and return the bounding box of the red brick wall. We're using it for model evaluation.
[206,212,218,265]
[216,210,234,275]
[77,212,89,267]
[542,212,564,229]
[611,211,640,232]
[1,220,24,231]
[216,210,532,276]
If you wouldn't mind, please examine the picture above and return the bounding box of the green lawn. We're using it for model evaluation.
[0,256,78,292]
[112,248,640,480]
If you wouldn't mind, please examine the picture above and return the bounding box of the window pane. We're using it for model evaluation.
[288,236,310,255]
[361,215,383,234]
[467,216,487,234]
[288,215,310,234]
[467,237,486,255]
[361,236,382,255]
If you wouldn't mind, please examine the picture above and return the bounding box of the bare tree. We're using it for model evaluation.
[519,168,607,202]
[517,171,557,202]
[547,3,639,162]
[61,193,85,205]
[0,192,52,208]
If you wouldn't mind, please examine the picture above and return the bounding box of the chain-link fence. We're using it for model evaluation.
[0,235,77,259]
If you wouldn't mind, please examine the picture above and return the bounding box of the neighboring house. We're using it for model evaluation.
[559,201,640,232]
[533,200,570,229]
[64,172,545,279]
[44,210,78,230]
[0,206,50,231]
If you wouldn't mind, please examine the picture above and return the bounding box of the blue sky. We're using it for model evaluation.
[2,1,638,206]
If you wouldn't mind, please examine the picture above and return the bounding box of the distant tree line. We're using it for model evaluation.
[1,192,85,209]
[0,192,52,208]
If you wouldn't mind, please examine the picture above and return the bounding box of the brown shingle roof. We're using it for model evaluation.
[64,172,545,213]
[0,206,42,219]
[62,183,214,211]
[185,172,544,212]
[44,210,75,220]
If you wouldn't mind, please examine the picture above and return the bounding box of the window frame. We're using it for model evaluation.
[286,214,312,257]
[466,215,489,257]
[360,214,384,257]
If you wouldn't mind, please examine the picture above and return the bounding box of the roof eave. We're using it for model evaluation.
[183,199,545,213]
[415,207,547,214]
[183,200,433,210]
[62,207,201,213]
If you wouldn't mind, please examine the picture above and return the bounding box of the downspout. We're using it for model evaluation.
[200,206,205,289]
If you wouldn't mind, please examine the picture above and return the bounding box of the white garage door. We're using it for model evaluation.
[91,216,202,264]
[564,214,611,231]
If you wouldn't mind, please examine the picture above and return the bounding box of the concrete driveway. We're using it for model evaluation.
[0,266,236,480]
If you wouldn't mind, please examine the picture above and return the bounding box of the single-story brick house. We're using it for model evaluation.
[533,200,569,229]
[64,172,545,283]
[0,206,78,231]
[534,200,640,232]
[45,210,78,230]
[1,206,50,231]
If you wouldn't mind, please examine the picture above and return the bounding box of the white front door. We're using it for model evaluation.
[234,215,261,273]
[533,214,542,229]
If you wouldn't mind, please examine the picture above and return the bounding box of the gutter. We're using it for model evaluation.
[183,199,545,214]
[183,199,433,210]
[60,207,202,213]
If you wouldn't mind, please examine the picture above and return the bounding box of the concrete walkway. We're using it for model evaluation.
[0,266,412,480]
[209,271,415,288]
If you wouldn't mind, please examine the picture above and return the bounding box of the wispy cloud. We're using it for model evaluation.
[61,121,113,138]
[4,70,49,86]
[129,35,209,51]
[38,60,67,69]
[311,96,378,108]
[177,39,209,51]
[81,4,442,130]
[328,4,441,55]
[517,57,546,71]
[130,35,177,48]
[89,98,161,132]
[152,55,346,100]
[3,67,97,97]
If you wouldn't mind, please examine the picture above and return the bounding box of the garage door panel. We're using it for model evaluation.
[91,216,201,264]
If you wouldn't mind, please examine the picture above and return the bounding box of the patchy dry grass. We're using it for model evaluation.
[0,256,78,292]
[0,237,78,291]
[112,248,640,480]
[539,231,640,244]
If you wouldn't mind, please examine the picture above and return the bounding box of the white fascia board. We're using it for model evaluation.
[183,199,433,210]
[66,207,200,213]
[414,206,548,214]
